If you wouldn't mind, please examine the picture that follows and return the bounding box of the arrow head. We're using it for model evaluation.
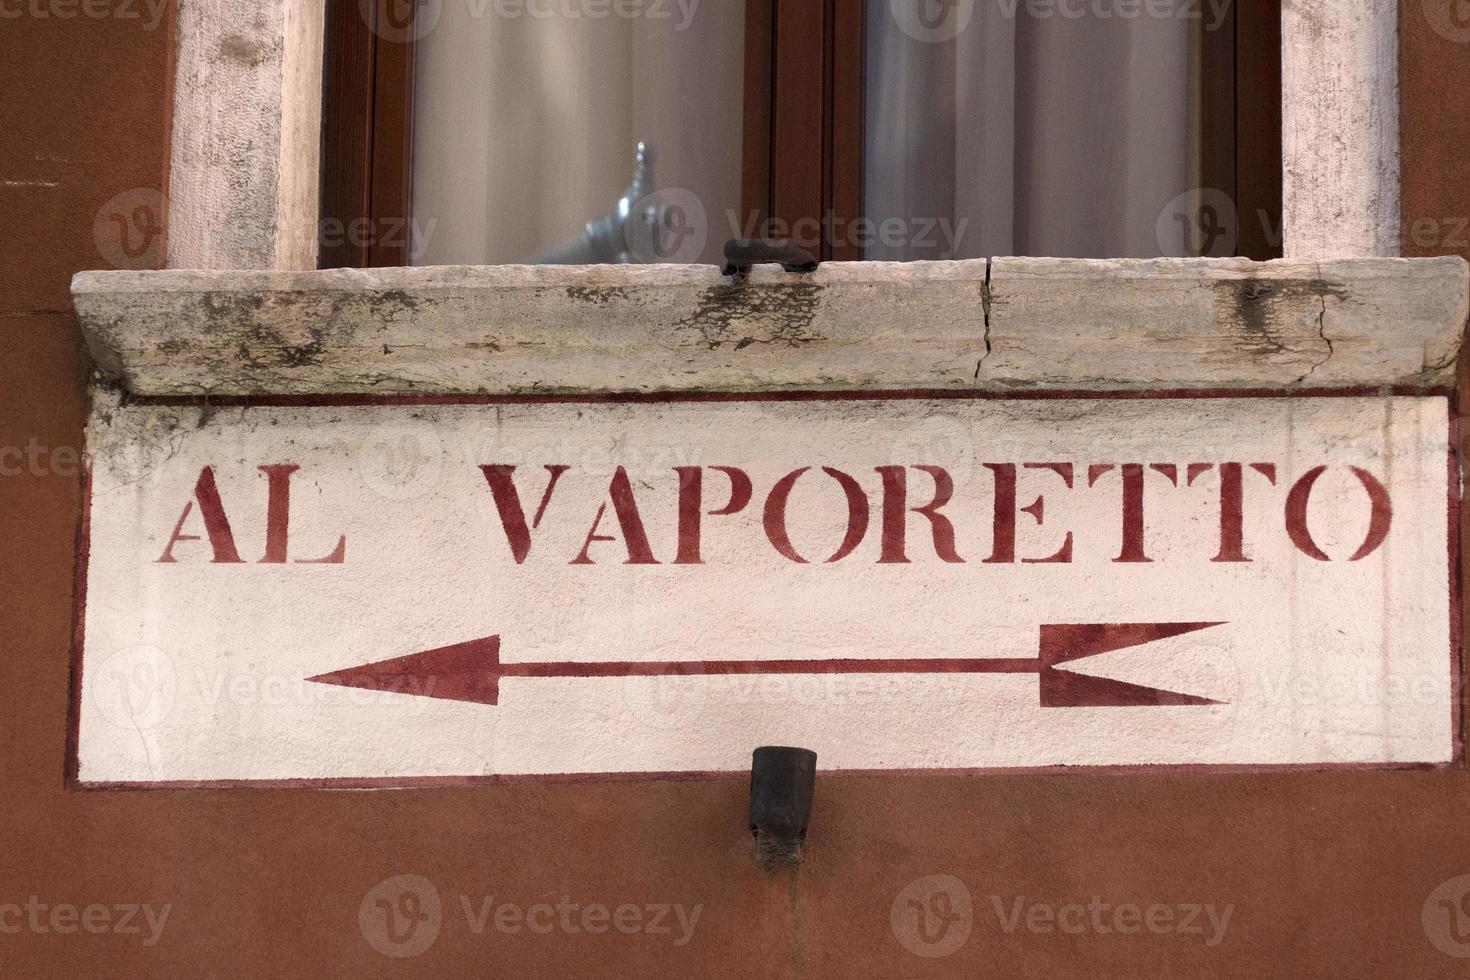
[307,635,503,706]
[1038,623,1226,708]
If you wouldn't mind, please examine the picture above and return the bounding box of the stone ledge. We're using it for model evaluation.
[71,258,1467,396]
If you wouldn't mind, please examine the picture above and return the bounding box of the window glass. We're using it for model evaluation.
[865,2,1200,260]
[410,2,746,266]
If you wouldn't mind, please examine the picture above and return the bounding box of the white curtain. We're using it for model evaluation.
[413,2,1194,265]
[865,2,1197,259]
[411,3,746,266]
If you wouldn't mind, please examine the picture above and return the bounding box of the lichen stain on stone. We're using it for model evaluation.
[217,34,269,67]
[200,291,267,336]
[565,285,630,306]
[232,323,328,371]
[1211,278,1348,359]
[197,287,439,376]
[674,281,826,351]
[277,327,327,367]
[317,288,425,325]
[369,289,425,318]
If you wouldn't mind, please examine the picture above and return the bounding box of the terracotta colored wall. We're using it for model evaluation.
[2,5,1469,975]
[1403,0,1470,265]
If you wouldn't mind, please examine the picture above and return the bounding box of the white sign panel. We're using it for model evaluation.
[72,393,1458,786]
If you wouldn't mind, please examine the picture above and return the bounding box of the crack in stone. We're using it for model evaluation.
[1295,263,1337,384]
[976,258,994,380]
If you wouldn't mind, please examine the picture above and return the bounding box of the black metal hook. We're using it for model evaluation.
[722,239,819,278]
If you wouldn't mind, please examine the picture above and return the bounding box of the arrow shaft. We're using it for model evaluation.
[498,657,1041,679]
[307,622,1226,708]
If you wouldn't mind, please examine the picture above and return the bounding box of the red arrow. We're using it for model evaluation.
[306,622,1226,708]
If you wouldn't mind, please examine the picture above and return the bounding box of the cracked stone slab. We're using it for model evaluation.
[70,258,1466,396]
[72,262,987,396]
[982,257,1466,390]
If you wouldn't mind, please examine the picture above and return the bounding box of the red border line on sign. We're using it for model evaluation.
[65,759,1454,793]
[1451,401,1465,767]
[64,388,1465,791]
[126,384,1457,409]
[64,466,92,788]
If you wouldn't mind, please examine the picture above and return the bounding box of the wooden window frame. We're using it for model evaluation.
[742,0,865,262]
[1200,0,1284,260]
[321,0,1281,269]
[319,0,417,269]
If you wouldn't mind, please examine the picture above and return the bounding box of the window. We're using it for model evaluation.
[321,0,1282,269]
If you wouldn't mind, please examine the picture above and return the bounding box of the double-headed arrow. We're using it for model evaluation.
[306,622,1226,708]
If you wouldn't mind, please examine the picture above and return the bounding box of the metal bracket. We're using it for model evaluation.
[749,746,817,870]
[722,239,820,279]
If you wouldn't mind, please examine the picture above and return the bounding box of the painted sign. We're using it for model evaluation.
[72,392,1458,786]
